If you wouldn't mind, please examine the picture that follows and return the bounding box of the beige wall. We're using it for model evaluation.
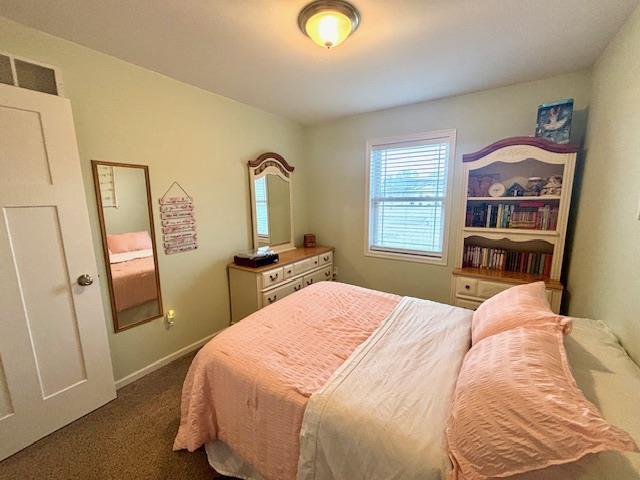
[302,72,591,302]
[566,7,640,364]
[0,17,308,380]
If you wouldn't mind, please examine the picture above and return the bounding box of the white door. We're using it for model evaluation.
[0,83,115,460]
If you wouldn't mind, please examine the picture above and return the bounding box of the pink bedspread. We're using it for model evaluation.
[110,256,158,312]
[173,281,400,480]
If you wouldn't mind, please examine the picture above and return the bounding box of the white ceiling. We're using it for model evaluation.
[1,0,637,124]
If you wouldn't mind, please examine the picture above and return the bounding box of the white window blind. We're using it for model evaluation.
[255,176,269,237]
[367,132,454,260]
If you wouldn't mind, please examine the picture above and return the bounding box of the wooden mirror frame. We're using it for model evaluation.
[91,160,164,333]
[248,152,295,252]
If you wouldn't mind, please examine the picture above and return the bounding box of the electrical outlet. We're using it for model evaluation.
[333,266,339,277]
[165,309,176,328]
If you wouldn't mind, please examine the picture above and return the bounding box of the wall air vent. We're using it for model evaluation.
[0,52,64,96]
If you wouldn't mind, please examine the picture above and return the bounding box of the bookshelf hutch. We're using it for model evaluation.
[451,137,578,313]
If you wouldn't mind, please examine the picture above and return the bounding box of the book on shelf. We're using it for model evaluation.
[462,245,553,277]
[466,201,558,230]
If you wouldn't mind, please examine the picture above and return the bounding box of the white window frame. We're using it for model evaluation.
[364,129,456,266]
[254,175,270,241]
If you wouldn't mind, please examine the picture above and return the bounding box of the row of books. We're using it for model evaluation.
[466,202,559,230]
[463,245,553,277]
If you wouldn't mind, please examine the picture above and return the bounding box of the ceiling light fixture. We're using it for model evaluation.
[298,0,360,49]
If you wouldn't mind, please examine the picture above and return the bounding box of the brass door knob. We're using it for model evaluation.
[77,274,93,286]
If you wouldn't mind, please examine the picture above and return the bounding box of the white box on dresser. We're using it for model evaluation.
[228,246,334,323]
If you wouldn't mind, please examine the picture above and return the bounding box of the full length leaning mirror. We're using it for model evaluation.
[248,152,295,251]
[91,161,163,332]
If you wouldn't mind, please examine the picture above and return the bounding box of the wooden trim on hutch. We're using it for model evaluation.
[462,136,579,162]
[453,268,564,290]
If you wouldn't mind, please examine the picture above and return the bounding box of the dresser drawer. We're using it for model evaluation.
[319,251,333,266]
[475,280,554,304]
[283,264,295,280]
[303,266,333,287]
[455,298,483,310]
[476,280,511,299]
[261,267,284,288]
[262,279,303,306]
[293,256,320,275]
[455,277,478,297]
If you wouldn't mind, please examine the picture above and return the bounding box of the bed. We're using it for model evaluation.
[107,231,158,312]
[109,252,157,312]
[174,281,640,480]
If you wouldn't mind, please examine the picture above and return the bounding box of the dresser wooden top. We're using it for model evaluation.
[228,246,334,273]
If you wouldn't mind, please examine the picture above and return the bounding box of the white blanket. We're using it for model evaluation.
[297,297,472,480]
[109,248,153,264]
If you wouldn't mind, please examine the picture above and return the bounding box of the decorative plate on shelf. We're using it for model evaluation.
[488,182,506,197]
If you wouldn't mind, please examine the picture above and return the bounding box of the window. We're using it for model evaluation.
[365,130,456,264]
[254,176,269,238]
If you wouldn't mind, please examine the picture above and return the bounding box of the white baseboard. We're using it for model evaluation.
[114,332,218,390]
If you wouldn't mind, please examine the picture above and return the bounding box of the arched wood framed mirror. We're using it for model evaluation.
[248,152,295,252]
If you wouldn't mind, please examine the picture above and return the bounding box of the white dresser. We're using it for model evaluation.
[228,246,334,323]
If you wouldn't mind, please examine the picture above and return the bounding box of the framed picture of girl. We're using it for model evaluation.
[535,98,574,144]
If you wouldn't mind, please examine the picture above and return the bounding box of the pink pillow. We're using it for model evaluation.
[446,325,638,480]
[107,231,152,253]
[472,281,569,345]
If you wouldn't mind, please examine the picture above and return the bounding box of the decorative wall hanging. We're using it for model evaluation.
[159,181,197,255]
[96,164,118,207]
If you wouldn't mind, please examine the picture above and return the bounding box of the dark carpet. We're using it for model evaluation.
[0,352,237,480]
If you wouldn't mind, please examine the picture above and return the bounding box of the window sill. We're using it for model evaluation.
[364,248,448,266]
